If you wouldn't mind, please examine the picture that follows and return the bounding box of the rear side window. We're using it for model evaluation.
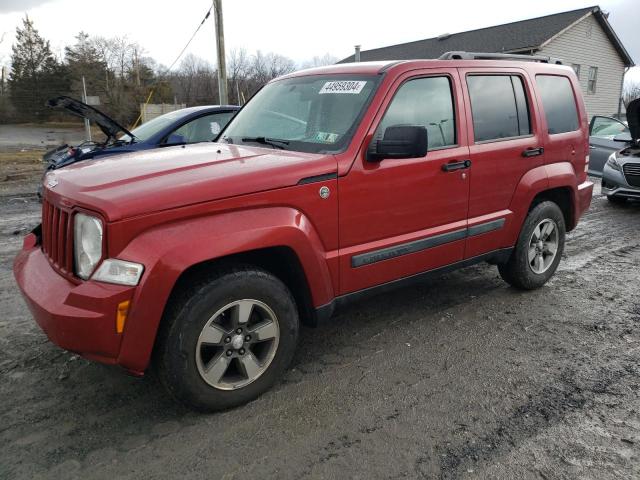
[467,75,531,142]
[536,75,579,134]
[376,76,456,149]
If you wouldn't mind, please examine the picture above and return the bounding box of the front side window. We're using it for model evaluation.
[467,75,531,142]
[590,116,629,139]
[171,112,236,144]
[536,75,579,134]
[220,75,380,153]
[122,109,187,142]
[588,66,598,94]
[375,76,456,149]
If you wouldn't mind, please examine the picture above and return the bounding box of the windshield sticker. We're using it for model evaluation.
[314,132,340,143]
[319,81,367,94]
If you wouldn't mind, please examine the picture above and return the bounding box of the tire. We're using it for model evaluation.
[155,266,299,412]
[607,195,627,205]
[498,201,565,290]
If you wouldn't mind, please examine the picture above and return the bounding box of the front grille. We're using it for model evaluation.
[623,162,640,187]
[42,199,74,274]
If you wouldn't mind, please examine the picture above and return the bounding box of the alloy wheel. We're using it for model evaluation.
[527,218,559,274]
[195,299,280,390]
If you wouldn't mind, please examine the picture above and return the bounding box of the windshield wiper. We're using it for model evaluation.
[241,136,290,149]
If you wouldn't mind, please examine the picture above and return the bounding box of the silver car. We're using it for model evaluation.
[589,115,630,176]
[601,98,640,203]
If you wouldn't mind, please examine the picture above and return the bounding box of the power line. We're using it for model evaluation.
[164,2,213,74]
[130,2,214,129]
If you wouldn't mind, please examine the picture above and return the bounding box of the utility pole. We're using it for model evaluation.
[81,76,92,142]
[213,0,228,105]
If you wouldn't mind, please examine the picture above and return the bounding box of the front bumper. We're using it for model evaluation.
[13,233,134,366]
[601,164,640,200]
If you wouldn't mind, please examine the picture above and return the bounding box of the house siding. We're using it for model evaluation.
[539,13,625,118]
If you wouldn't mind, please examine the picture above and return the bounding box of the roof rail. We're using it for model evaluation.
[439,51,564,65]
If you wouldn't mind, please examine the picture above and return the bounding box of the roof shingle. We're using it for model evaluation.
[339,6,632,65]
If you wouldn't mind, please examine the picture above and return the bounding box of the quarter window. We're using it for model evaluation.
[588,66,598,94]
[376,76,456,149]
[467,75,531,142]
[536,75,580,134]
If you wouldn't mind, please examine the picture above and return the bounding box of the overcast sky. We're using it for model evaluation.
[0,0,638,84]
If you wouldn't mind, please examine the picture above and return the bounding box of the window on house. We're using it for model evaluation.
[588,66,598,94]
[571,64,581,79]
[466,75,531,142]
[536,75,579,134]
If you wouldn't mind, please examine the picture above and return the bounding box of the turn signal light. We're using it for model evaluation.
[116,300,131,334]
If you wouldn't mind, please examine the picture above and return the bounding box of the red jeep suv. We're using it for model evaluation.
[14,52,593,411]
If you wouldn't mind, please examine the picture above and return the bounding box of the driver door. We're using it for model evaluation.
[338,69,471,295]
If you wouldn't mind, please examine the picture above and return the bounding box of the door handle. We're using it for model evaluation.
[522,147,544,157]
[442,159,471,172]
[589,145,597,149]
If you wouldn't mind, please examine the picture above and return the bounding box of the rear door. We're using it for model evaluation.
[459,68,545,259]
[338,69,471,294]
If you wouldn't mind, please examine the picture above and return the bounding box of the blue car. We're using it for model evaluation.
[42,96,239,171]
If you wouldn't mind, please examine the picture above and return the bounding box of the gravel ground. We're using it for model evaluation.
[1,147,639,479]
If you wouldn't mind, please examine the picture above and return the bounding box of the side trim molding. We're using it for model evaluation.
[351,218,506,268]
[467,218,505,237]
[351,228,467,267]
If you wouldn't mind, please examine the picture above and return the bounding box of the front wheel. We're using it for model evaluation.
[498,201,566,290]
[155,267,299,411]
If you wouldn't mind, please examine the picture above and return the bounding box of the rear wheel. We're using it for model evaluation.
[155,267,299,411]
[498,201,565,290]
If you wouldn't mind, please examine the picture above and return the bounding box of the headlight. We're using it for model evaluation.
[92,259,144,286]
[606,153,621,171]
[74,213,103,279]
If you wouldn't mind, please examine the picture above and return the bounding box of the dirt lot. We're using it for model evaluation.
[1,143,640,479]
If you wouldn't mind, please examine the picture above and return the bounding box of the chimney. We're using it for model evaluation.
[354,45,361,63]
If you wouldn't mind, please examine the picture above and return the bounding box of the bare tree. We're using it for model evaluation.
[301,53,338,69]
[171,53,216,105]
[251,51,295,85]
[227,48,250,103]
[623,80,640,107]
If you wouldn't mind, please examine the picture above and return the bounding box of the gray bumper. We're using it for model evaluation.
[601,164,640,199]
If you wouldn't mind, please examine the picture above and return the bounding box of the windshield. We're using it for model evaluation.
[220,75,380,153]
[120,110,188,142]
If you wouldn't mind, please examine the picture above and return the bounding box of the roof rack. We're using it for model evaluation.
[439,51,564,65]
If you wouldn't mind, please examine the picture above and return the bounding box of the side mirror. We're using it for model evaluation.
[367,125,428,162]
[613,132,632,143]
[164,133,186,146]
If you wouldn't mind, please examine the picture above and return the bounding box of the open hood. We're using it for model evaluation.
[46,96,136,141]
[628,98,640,144]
